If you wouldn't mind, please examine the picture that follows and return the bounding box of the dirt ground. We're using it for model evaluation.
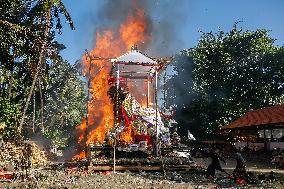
[1,155,284,189]
[194,157,284,174]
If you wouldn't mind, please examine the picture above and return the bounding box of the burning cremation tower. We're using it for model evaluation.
[109,46,163,156]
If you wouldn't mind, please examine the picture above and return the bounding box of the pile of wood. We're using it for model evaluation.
[29,142,48,167]
[0,141,48,171]
[0,142,23,171]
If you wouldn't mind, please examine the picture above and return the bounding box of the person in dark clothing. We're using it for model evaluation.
[235,151,245,169]
[233,148,246,178]
[207,149,228,178]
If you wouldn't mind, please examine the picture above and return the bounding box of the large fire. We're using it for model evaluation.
[74,4,151,159]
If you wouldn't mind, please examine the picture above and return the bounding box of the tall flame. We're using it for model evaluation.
[75,4,151,154]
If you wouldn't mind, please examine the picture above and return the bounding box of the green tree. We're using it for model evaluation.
[191,26,284,127]
[167,25,284,139]
[0,98,20,140]
[19,0,75,134]
[37,61,86,147]
[0,0,75,139]
[0,0,39,99]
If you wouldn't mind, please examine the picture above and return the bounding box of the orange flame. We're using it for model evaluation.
[120,125,134,144]
[120,8,150,50]
[75,4,151,153]
[73,151,86,160]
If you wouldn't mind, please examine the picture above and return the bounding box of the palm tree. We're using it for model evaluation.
[19,0,75,136]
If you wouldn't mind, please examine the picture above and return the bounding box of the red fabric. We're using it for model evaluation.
[132,114,140,120]
[0,173,14,180]
[159,111,173,119]
[121,108,152,144]
[236,178,247,185]
[102,171,111,175]
[121,107,140,123]
[134,134,152,145]
[121,108,131,128]
[227,175,234,179]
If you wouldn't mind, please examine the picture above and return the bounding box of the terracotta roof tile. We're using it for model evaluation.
[224,104,284,129]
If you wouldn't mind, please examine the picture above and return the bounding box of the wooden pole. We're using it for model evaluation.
[163,69,167,111]
[147,76,150,108]
[155,68,160,157]
[83,51,112,160]
[114,63,120,173]
[84,50,95,161]
[113,133,116,173]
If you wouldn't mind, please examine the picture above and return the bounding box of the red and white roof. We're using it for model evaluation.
[111,49,160,79]
[111,49,158,65]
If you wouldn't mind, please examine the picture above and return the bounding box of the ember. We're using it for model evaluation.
[72,151,86,160]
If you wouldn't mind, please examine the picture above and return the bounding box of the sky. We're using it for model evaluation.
[56,0,284,64]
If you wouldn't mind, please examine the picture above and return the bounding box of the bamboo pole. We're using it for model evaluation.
[147,76,150,108]
[155,68,160,157]
[113,63,120,173]
[83,50,112,160]
[163,69,167,111]
[84,50,96,161]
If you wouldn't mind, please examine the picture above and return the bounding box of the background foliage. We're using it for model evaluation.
[0,98,20,140]
[164,25,284,139]
[0,0,85,147]
[1,1,284,144]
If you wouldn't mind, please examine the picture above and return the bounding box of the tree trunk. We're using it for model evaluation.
[7,74,13,99]
[32,91,36,134]
[7,54,15,99]
[39,77,44,133]
[18,8,51,136]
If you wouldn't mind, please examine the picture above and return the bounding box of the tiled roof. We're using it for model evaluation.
[223,105,284,129]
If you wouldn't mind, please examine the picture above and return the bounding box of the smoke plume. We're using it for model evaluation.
[95,0,191,56]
